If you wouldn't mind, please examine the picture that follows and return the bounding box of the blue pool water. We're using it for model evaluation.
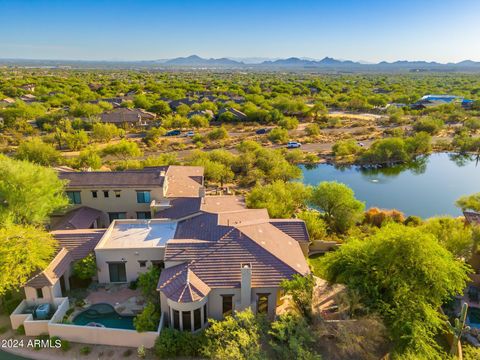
[467,307,480,329]
[72,303,135,330]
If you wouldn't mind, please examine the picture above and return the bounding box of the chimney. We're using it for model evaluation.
[240,263,252,310]
[199,187,206,204]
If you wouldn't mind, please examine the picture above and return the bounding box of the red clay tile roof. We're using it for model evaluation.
[465,211,480,226]
[154,197,202,219]
[51,229,106,260]
[269,219,310,243]
[158,263,211,302]
[59,169,166,188]
[51,206,102,230]
[25,248,74,288]
[162,226,308,295]
[165,166,204,197]
[200,195,246,213]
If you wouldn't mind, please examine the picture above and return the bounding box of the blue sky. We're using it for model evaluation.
[0,0,479,62]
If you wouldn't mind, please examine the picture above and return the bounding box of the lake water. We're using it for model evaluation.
[299,153,480,218]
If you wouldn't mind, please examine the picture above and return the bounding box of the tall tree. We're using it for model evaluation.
[309,181,365,233]
[0,224,57,295]
[320,223,471,358]
[0,155,68,226]
[456,192,480,212]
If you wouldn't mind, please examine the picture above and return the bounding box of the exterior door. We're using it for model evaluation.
[108,262,127,282]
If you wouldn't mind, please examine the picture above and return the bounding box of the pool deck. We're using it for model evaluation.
[85,286,145,315]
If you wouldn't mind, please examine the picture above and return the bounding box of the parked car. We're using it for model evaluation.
[358,142,365,147]
[256,128,267,134]
[286,141,302,148]
[184,131,195,137]
[165,129,181,136]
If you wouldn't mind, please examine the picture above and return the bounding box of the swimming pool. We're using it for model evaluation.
[72,303,135,330]
[467,307,480,329]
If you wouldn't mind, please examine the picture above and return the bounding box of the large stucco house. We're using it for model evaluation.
[12,165,310,347]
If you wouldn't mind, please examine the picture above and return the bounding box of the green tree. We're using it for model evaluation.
[246,180,309,218]
[137,266,161,305]
[16,138,61,166]
[360,137,409,165]
[76,146,102,169]
[456,192,480,212]
[101,140,142,160]
[332,139,361,157]
[64,130,89,151]
[0,155,68,226]
[72,253,97,280]
[309,181,365,233]
[269,313,320,360]
[202,308,264,360]
[0,224,57,295]
[297,210,327,240]
[305,123,321,137]
[320,223,471,357]
[91,123,123,142]
[207,126,229,141]
[268,127,289,144]
[422,217,473,259]
[280,274,315,321]
[133,302,159,332]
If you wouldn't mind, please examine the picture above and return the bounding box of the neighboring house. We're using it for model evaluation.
[410,94,470,110]
[93,195,310,330]
[23,229,105,302]
[90,97,124,108]
[217,107,247,121]
[100,108,156,127]
[168,98,197,110]
[20,94,37,103]
[58,166,204,225]
[187,109,214,119]
[20,84,35,92]
[0,97,15,106]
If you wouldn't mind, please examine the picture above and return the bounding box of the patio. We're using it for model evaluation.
[83,284,145,316]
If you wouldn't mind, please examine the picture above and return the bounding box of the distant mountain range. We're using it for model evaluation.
[1,55,480,72]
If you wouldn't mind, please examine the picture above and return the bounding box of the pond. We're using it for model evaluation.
[0,350,31,360]
[299,153,480,218]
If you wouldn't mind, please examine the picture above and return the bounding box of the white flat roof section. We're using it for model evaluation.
[97,220,177,249]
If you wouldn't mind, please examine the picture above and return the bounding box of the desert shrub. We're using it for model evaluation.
[332,139,361,157]
[413,117,444,134]
[269,313,320,360]
[202,308,264,360]
[80,346,91,355]
[207,126,228,140]
[15,325,25,335]
[60,339,71,352]
[134,302,160,332]
[404,215,423,226]
[154,327,205,358]
[305,123,321,136]
[268,127,289,143]
[0,325,7,334]
[364,208,405,227]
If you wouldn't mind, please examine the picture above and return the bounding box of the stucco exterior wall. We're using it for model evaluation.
[95,247,165,284]
[160,285,281,328]
[67,187,165,224]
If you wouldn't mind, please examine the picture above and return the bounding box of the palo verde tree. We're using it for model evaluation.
[0,224,57,296]
[309,181,365,233]
[320,223,471,358]
[0,155,68,226]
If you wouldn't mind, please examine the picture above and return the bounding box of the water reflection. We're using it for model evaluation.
[300,152,480,217]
